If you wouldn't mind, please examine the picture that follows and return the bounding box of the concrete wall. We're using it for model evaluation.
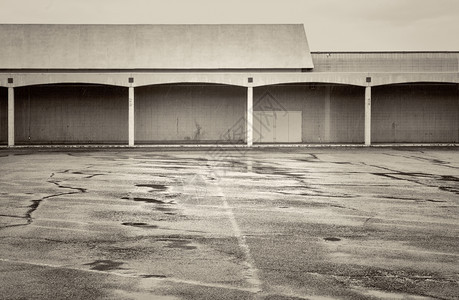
[312,52,459,73]
[329,86,365,143]
[372,84,459,143]
[5,82,458,145]
[135,84,246,143]
[254,84,364,143]
[14,85,128,144]
[0,88,6,144]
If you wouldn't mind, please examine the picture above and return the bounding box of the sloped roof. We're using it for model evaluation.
[0,24,313,70]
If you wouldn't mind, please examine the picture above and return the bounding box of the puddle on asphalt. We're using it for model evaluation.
[85,174,104,178]
[430,159,449,165]
[299,192,349,198]
[140,274,167,278]
[324,237,341,242]
[84,260,125,271]
[440,175,459,182]
[122,222,159,229]
[439,186,459,195]
[121,197,174,205]
[331,161,354,165]
[135,184,168,191]
[28,200,41,211]
[381,196,446,203]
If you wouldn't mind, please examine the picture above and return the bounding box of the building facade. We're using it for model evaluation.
[0,24,458,146]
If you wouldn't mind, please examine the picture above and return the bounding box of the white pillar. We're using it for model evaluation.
[324,86,331,143]
[365,86,371,146]
[128,86,135,146]
[247,87,253,147]
[8,87,14,147]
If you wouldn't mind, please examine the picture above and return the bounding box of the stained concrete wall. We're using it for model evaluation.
[135,84,246,143]
[14,85,128,144]
[0,88,7,144]
[372,84,459,143]
[329,86,365,143]
[254,84,365,143]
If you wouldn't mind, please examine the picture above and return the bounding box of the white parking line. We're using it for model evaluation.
[212,183,263,294]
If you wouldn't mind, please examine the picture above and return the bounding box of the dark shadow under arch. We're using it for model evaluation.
[372,82,459,143]
[253,82,366,144]
[14,83,129,145]
[135,82,247,144]
[136,81,246,89]
[0,87,7,144]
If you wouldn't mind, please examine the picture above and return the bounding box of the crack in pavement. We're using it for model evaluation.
[0,172,87,229]
[361,163,459,196]
[383,153,459,170]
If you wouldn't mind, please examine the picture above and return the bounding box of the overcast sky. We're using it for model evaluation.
[1,0,458,51]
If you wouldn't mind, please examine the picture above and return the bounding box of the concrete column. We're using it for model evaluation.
[128,87,135,146]
[365,86,371,146]
[8,87,14,147]
[247,87,253,147]
[324,86,331,143]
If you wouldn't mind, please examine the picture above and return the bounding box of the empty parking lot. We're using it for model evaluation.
[0,147,458,299]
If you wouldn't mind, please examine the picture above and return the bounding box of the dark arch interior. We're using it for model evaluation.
[135,83,247,144]
[372,83,459,143]
[14,84,128,145]
[0,87,7,144]
[253,83,365,144]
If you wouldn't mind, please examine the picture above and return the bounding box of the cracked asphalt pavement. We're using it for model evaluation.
[0,147,458,299]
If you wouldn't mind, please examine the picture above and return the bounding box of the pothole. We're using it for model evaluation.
[121,197,174,205]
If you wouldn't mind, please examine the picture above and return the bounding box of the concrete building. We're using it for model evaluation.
[0,24,458,147]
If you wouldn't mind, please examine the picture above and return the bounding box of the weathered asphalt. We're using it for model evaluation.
[0,147,458,299]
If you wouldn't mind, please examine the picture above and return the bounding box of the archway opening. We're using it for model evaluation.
[253,83,365,144]
[372,83,459,143]
[14,83,128,145]
[135,83,247,144]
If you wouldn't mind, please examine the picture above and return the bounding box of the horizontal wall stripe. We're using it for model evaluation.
[1,72,458,88]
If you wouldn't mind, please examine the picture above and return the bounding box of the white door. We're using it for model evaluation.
[288,111,302,143]
[274,112,289,142]
[254,111,302,143]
